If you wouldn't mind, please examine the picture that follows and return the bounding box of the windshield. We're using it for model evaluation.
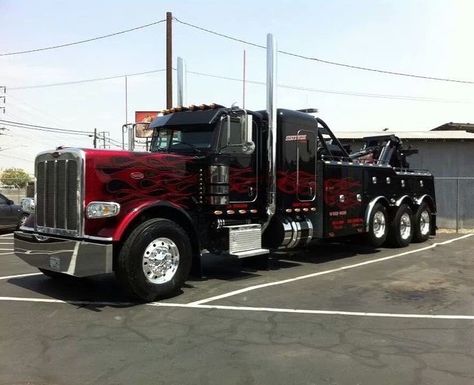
[150,126,214,153]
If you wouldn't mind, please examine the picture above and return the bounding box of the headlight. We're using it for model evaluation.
[86,201,120,219]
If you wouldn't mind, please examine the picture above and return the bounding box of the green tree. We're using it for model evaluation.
[0,168,31,188]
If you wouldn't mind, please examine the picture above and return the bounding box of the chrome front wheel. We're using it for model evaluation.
[115,218,192,302]
[142,237,180,284]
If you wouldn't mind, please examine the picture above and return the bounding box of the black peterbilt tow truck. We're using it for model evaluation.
[14,35,436,301]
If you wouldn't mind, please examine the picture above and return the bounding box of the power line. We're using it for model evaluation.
[0,152,33,162]
[7,94,74,128]
[9,69,166,90]
[2,123,92,136]
[0,19,166,57]
[7,67,466,103]
[109,138,123,146]
[0,119,93,136]
[187,70,467,103]
[0,119,90,133]
[174,17,474,85]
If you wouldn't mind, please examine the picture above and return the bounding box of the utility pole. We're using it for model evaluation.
[93,128,97,148]
[96,131,110,149]
[166,11,173,109]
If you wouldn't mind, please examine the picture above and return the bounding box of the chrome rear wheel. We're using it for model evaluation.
[373,211,386,239]
[400,213,412,240]
[419,210,430,236]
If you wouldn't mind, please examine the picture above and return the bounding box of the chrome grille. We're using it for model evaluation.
[35,150,83,237]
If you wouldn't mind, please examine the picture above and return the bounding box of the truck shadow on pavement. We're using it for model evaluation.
[7,241,382,311]
[8,274,134,311]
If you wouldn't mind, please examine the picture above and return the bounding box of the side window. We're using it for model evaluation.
[155,130,170,150]
[171,131,181,145]
[0,195,7,205]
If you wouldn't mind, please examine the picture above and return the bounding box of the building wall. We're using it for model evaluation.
[407,141,474,177]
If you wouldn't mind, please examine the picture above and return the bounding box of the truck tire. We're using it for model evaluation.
[388,204,413,247]
[366,203,388,247]
[412,203,431,243]
[115,218,192,302]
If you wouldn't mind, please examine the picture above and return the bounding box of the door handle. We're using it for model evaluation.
[248,186,255,197]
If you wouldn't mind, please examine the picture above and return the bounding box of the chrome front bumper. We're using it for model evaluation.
[14,231,113,277]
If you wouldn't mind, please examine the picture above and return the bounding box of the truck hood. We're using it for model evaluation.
[83,149,200,208]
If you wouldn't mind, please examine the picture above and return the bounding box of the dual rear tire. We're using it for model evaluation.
[367,202,431,248]
[412,203,432,243]
[388,204,413,247]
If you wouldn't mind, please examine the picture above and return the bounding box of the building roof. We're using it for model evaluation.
[334,130,474,141]
[431,122,474,131]
[335,121,474,141]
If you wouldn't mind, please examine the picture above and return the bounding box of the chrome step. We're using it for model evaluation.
[230,248,270,259]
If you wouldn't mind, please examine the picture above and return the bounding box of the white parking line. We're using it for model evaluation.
[189,234,474,305]
[0,296,472,321]
[0,234,13,238]
[150,302,474,320]
[0,272,42,280]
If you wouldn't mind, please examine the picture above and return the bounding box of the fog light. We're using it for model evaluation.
[86,202,120,219]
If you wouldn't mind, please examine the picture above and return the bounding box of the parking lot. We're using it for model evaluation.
[1,231,473,385]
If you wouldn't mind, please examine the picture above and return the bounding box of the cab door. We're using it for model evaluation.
[296,129,317,202]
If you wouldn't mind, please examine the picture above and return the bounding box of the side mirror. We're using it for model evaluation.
[221,113,255,154]
[7,200,14,205]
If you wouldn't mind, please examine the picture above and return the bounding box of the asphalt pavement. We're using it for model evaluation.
[0,232,473,385]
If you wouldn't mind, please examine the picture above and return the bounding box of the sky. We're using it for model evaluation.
[1,0,473,173]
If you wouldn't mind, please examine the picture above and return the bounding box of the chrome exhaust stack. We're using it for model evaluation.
[177,57,186,107]
[263,33,277,230]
